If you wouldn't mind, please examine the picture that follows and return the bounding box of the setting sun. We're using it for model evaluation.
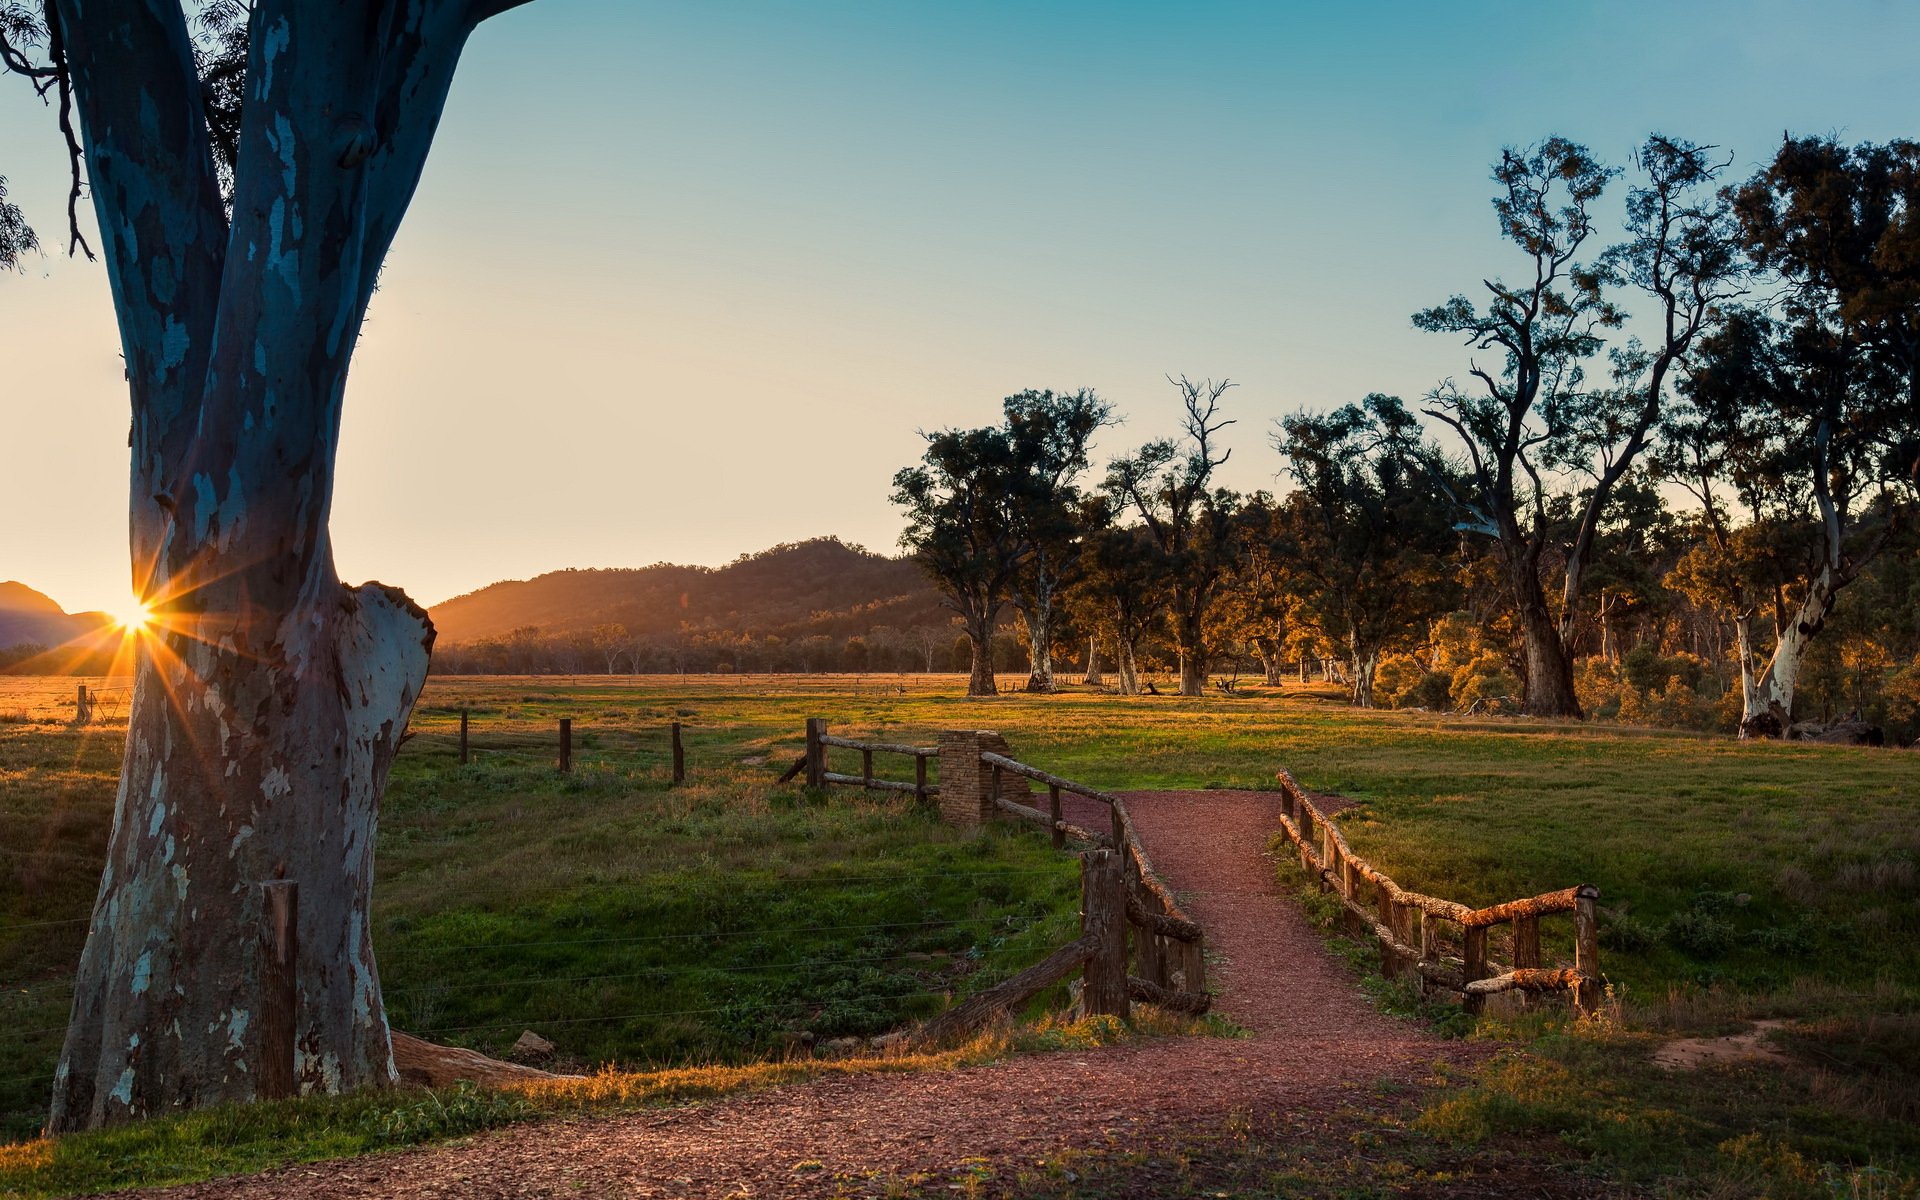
[113,599,153,633]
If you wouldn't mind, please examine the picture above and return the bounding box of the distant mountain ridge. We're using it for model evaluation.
[427,537,947,646]
[0,582,118,672]
[0,581,111,652]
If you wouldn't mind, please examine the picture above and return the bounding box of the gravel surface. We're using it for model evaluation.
[120,790,1473,1199]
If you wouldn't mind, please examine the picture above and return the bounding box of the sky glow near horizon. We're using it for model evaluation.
[2,0,1917,614]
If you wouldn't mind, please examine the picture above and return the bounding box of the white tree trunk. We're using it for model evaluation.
[1081,637,1103,686]
[1740,566,1843,739]
[1115,640,1141,696]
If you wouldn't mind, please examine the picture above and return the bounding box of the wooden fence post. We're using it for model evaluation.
[915,753,928,802]
[1462,925,1487,1017]
[75,684,91,725]
[1180,933,1207,995]
[862,747,875,791]
[1417,911,1437,995]
[671,721,685,784]
[1513,915,1541,970]
[1137,924,1168,988]
[558,718,572,773]
[258,880,298,1100]
[1080,849,1129,1019]
[459,706,469,765]
[1110,803,1125,850]
[1573,885,1601,1014]
[1048,784,1064,851]
[805,718,826,788]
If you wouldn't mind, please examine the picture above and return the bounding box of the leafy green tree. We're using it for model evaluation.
[1210,495,1297,686]
[1417,136,1741,717]
[892,425,1022,695]
[1275,395,1462,707]
[894,389,1110,695]
[1065,520,1165,695]
[1106,376,1242,696]
[1002,389,1115,692]
[1663,136,1920,736]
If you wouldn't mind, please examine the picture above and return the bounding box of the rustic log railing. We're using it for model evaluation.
[1271,768,1601,1015]
[779,717,940,802]
[979,750,1210,1018]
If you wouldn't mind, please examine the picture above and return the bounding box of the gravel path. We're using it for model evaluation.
[124,791,1472,1199]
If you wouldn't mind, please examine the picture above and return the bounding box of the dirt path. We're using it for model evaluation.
[127,792,1472,1199]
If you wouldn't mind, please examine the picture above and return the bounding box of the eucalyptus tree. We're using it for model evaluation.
[3,0,534,1129]
[1066,519,1165,696]
[893,424,1022,696]
[1276,395,1461,707]
[894,389,1110,696]
[1417,136,1741,717]
[1210,495,1296,687]
[1660,135,1920,736]
[1002,388,1114,692]
[1106,376,1242,696]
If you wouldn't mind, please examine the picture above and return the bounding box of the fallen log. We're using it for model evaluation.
[390,1030,580,1089]
[907,936,1096,1048]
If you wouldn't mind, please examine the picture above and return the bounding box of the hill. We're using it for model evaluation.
[0,582,113,664]
[427,538,948,648]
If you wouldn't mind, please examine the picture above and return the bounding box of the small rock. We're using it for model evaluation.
[779,1029,815,1053]
[818,1036,863,1058]
[509,1030,555,1062]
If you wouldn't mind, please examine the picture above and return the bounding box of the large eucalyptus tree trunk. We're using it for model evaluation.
[1020,603,1055,692]
[1348,633,1380,708]
[47,0,508,1131]
[965,615,998,697]
[1114,639,1141,696]
[1510,559,1581,719]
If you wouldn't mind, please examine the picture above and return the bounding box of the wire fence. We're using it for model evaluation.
[0,898,1071,1120]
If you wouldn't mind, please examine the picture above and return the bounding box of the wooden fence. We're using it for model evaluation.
[778,718,940,802]
[1271,768,1601,1014]
[782,718,1210,1042]
[452,706,686,783]
[979,751,1209,1016]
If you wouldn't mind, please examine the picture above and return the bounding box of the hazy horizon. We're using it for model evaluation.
[6,0,1919,613]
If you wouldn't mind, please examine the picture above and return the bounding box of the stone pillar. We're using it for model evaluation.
[935,730,1030,827]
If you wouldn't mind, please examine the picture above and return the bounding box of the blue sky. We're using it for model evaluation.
[4,0,1918,612]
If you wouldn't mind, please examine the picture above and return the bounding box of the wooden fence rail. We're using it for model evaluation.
[1270,768,1600,1014]
[785,718,941,802]
[977,749,1209,1016]
[788,718,1212,1041]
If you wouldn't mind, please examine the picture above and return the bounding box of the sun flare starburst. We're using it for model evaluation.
[113,599,154,634]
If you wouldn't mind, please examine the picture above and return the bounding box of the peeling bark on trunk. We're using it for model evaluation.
[1739,566,1844,739]
[1177,651,1206,698]
[1349,636,1381,708]
[1174,614,1206,697]
[1081,637,1102,687]
[46,0,490,1130]
[1256,636,1284,687]
[1020,604,1054,692]
[1115,640,1141,696]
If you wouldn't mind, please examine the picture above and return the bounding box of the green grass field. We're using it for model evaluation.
[3,672,1918,1196]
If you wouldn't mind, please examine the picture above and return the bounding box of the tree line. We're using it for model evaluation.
[893,134,1920,743]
